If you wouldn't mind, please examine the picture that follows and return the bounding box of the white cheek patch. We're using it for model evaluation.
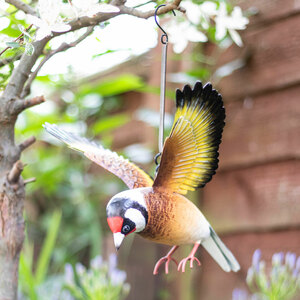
[125,208,146,232]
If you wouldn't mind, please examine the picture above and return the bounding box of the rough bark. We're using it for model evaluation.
[0,109,25,300]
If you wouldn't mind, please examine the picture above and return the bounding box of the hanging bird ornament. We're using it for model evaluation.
[43,81,240,274]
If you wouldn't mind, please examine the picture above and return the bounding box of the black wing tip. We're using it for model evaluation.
[196,169,217,189]
[176,89,184,108]
[175,81,226,130]
[175,80,223,108]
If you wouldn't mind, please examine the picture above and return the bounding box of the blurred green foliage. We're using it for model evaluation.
[19,210,62,299]
[0,1,247,299]
[16,73,144,290]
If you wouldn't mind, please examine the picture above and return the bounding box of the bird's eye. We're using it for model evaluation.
[122,225,131,234]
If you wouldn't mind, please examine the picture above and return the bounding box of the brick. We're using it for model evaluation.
[202,160,300,233]
[219,86,300,169]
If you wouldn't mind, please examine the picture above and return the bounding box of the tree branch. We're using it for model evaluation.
[21,26,94,98]
[5,0,36,16]
[3,38,50,100]
[23,177,36,185]
[66,0,183,31]
[0,54,22,68]
[12,95,45,114]
[3,0,182,102]
[7,160,24,183]
[18,136,36,152]
[119,1,185,19]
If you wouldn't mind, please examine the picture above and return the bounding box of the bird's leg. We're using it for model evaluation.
[178,242,201,272]
[153,245,179,275]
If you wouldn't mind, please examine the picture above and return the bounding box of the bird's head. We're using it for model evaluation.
[106,189,148,251]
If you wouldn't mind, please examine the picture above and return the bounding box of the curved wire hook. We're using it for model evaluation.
[154,4,176,44]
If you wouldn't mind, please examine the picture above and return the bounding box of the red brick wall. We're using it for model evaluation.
[104,2,300,299]
[198,1,300,298]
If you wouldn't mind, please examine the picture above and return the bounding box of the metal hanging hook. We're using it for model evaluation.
[154,5,176,44]
[153,4,176,170]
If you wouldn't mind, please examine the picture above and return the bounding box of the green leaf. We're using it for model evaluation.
[35,210,62,285]
[19,254,38,300]
[92,49,119,58]
[187,67,210,80]
[1,26,20,38]
[79,74,144,97]
[138,84,175,100]
[6,41,20,48]
[25,43,34,56]
[91,113,129,134]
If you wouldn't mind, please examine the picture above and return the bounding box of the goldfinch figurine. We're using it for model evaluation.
[44,81,240,274]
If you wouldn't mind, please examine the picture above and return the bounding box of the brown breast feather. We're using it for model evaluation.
[139,187,204,245]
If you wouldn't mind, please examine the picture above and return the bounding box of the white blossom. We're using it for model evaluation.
[166,1,248,52]
[215,3,248,46]
[72,0,120,18]
[181,1,203,25]
[198,1,218,29]
[167,19,207,53]
[182,1,217,28]
[27,0,71,40]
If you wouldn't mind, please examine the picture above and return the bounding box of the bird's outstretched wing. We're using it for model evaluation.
[43,123,153,189]
[153,82,225,195]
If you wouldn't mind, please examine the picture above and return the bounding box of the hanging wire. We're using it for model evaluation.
[154,5,176,159]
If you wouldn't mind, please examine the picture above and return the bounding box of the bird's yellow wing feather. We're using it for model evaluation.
[153,82,225,195]
[43,123,153,189]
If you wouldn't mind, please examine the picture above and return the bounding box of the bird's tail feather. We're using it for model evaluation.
[202,227,240,272]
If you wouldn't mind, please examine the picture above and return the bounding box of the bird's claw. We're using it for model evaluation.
[178,255,201,272]
[153,256,178,275]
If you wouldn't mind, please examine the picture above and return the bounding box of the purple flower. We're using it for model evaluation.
[252,249,261,272]
[285,252,296,269]
[107,253,127,285]
[272,252,284,266]
[292,268,299,279]
[64,264,74,285]
[91,255,103,269]
[110,269,127,286]
[75,262,86,275]
[246,267,254,286]
[296,257,300,271]
[108,253,117,272]
[235,250,300,300]
[232,288,248,300]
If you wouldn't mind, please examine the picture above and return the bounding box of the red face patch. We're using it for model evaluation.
[107,216,123,233]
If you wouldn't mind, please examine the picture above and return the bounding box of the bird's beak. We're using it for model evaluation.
[113,232,125,251]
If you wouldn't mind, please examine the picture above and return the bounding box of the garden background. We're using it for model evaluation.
[0,0,300,299]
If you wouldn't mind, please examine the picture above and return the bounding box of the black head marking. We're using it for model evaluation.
[106,197,148,225]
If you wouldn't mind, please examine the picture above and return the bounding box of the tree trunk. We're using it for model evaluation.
[0,36,48,299]
[0,111,25,300]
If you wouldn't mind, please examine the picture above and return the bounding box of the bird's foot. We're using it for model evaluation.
[178,243,201,272]
[153,245,179,275]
